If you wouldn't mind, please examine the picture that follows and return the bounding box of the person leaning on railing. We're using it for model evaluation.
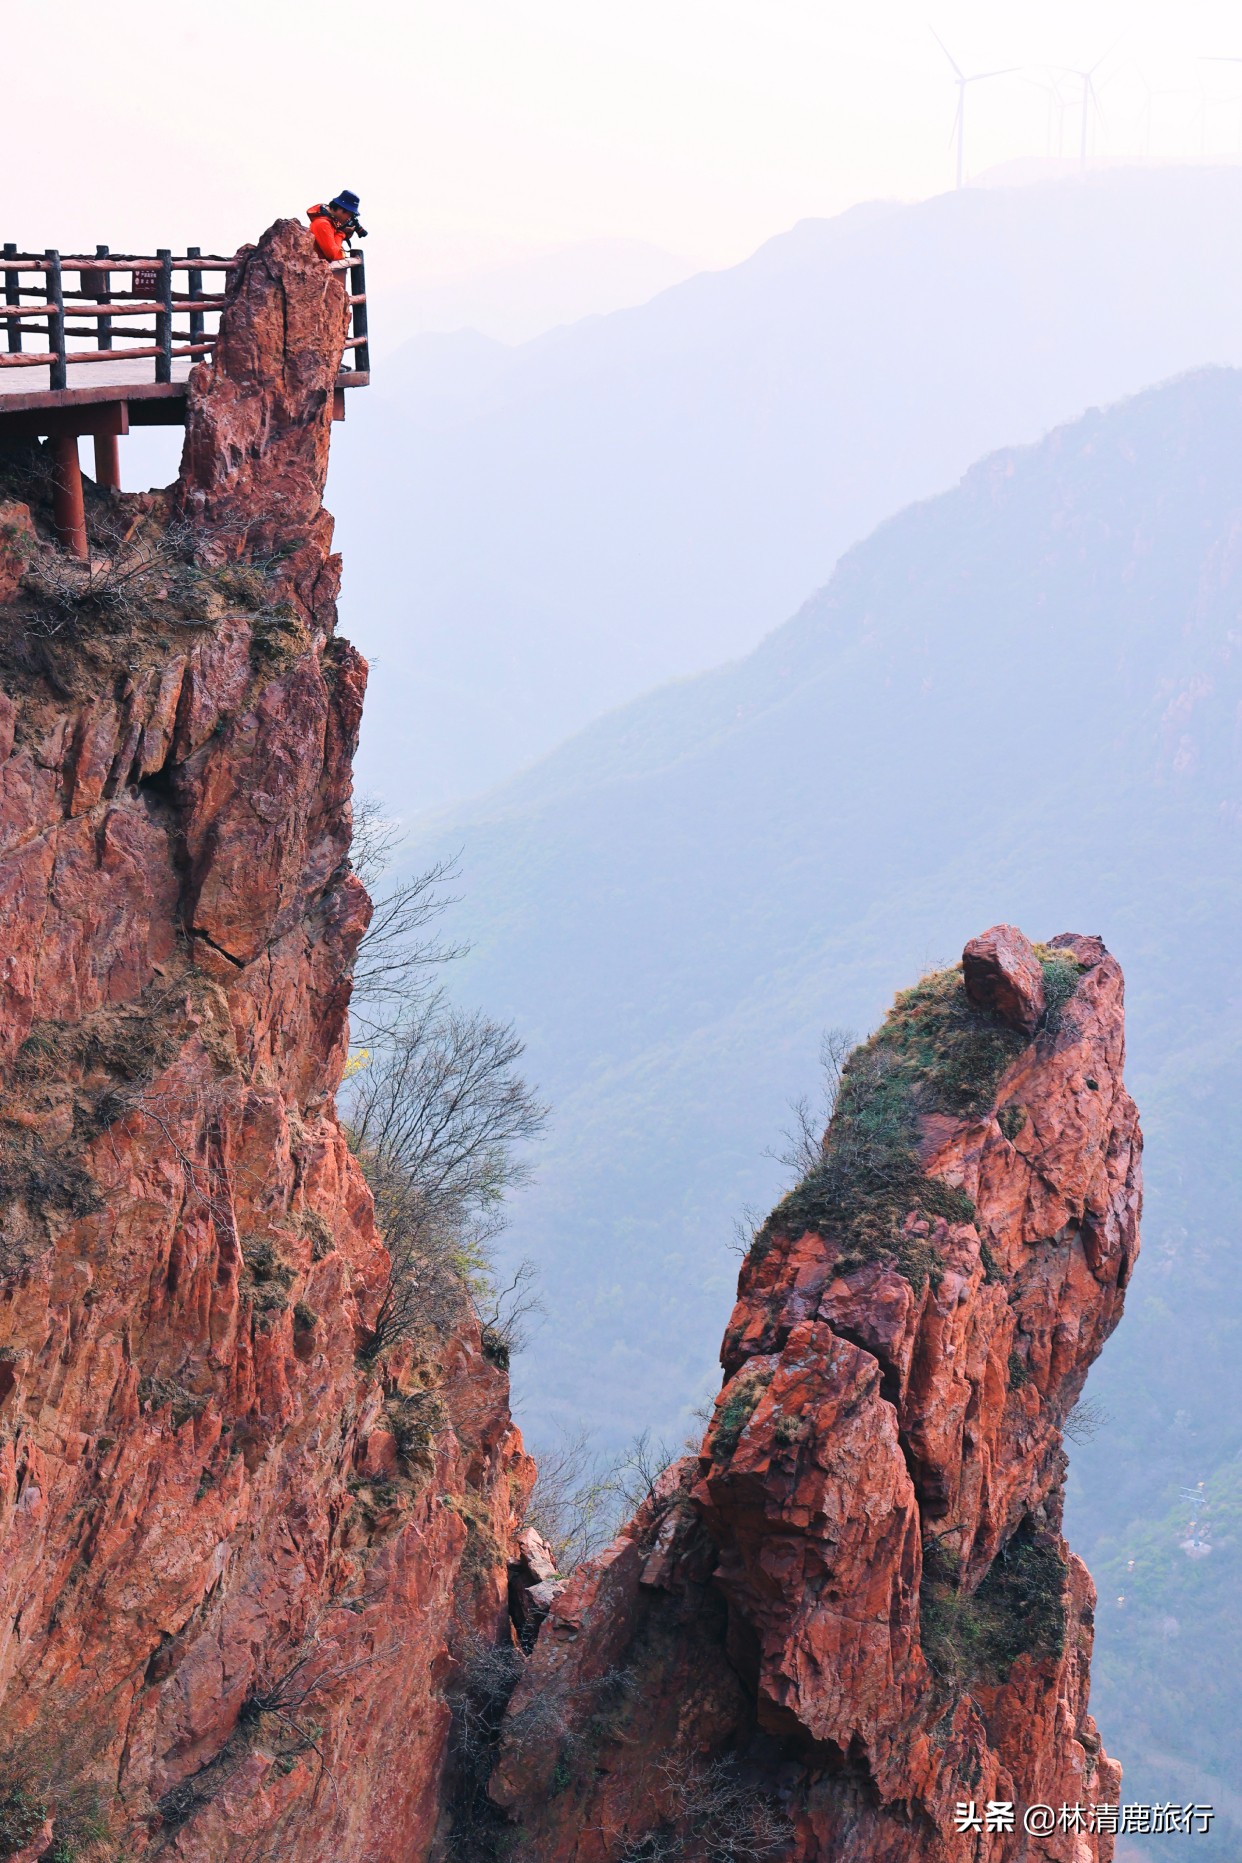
[307,191,367,262]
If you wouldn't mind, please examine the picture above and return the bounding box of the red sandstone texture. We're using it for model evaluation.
[491,932,1140,1862]
[0,219,1141,1863]
[0,221,530,1860]
[962,925,1047,1036]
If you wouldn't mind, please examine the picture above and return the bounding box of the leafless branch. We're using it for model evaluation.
[1065,1394,1112,1444]
[768,1026,856,1178]
[347,798,465,1035]
[525,1428,619,1572]
[475,1256,544,1361]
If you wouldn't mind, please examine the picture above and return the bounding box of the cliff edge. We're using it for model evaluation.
[0,222,1141,1863]
[0,221,530,1862]
[491,928,1140,1862]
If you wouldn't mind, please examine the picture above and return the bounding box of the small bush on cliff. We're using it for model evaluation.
[443,1634,527,1859]
[1034,945,1086,1034]
[237,1624,374,1793]
[616,1753,791,1862]
[997,1103,1026,1142]
[0,1729,113,1861]
[385,1390,447,1474]
[0,1781,46,1855]
[711,1370,773,1459]
[920,1520,1068,1689]
[16,495,275,646]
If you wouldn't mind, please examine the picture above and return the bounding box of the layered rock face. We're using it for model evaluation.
[492,930,1140,1862]
[0,222,530,1861]
[0,221,1142,1863]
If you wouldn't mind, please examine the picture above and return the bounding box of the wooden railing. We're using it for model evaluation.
[0,244,370,391]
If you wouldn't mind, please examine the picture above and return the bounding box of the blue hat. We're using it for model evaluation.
[330,190,361,216]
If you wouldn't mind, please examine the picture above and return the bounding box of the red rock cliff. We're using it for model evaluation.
[490,930,1140,1862]
[0,220,530,1861]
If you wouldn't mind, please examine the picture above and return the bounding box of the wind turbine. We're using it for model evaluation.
[1026,67,1070,160]
[1063,43,1121,169]
[931,31,1020,188]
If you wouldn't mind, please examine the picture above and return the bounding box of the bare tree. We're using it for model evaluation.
[237,1623,383,1815]
[475,1256,544,1363]
[729,1202,766,1259]
[769,1026,856,1179]
[1064,1395,1112,1444]
[638,1752,791,1861]
[526,1429,622,1572]
[348,794,406,893]
[347,797,466,1034]
[347,1002,547,1241]
[608,1428,677,1514]
[523,1427,680,1574]
[342,803,549,1361]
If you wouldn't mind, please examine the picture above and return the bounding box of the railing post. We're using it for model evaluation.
[350,250,369,373]
[155,247,173,383]
[3,243,20,355]
[187,244,204,345]
[95,243,112,351]
[45,249,67,391]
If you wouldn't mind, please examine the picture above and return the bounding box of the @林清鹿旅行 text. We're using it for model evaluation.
[953,1801,1215,1835]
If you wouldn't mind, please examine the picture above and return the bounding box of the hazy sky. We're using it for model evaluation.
[11,2,1242,294]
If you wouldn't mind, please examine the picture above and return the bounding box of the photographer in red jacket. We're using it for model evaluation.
[308,191,366,261]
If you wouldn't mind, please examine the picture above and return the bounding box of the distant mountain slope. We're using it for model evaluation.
[382,237,695,347]
[410,368,1242,1852]
[336,166,1242,806]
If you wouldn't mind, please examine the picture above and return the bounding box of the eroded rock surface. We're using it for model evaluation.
[0,220,530,1861]
[963,923,1047,1035]
[491,934,1140,1862]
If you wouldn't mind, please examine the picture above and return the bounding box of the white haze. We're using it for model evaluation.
[332,166,1242,809]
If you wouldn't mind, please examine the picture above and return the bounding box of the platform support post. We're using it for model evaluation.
[93,430,121,492]
[50,433,87,558]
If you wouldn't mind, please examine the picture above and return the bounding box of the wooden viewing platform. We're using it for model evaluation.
[0,243,369,555]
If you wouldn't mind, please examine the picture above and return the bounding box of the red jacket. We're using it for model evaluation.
[308,205,346,262]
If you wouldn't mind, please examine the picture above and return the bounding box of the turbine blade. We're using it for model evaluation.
[1090,32,1125,75]
[930,27,964,79]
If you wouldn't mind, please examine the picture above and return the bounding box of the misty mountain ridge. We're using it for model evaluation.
[382,236,695,349]
[336,164,1242,808]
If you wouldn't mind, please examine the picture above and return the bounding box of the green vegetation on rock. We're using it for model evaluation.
[920,1521,1068,1689]
[755,963,1065,1285]
[711,1368,772,1458]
